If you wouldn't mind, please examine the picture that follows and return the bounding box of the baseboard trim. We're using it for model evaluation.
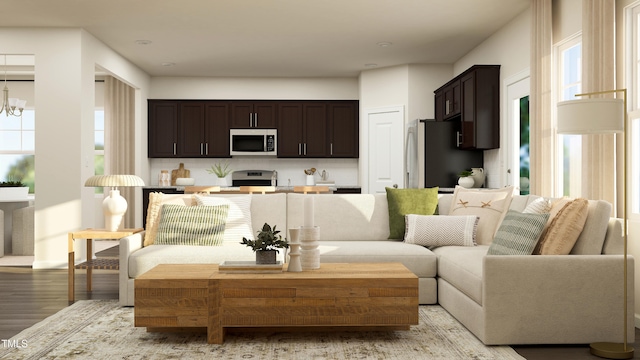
[32,260,67,269]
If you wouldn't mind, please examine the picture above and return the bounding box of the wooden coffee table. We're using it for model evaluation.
[135,262,419,344]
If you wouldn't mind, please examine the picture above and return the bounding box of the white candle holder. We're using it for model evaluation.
[300,226,320,270]
[287,228,302,272]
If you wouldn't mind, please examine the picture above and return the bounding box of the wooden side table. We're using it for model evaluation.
[68,228,142,302]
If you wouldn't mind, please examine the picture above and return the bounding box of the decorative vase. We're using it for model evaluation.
[470,168,485,188]
[300,226,320,270]
[457,176,474,188]
[217,177,228,187]
[287,228,302,272]
[255,250,277,265]
[306,174,315,186]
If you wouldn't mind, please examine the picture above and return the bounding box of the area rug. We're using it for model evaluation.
[1,300,524,360]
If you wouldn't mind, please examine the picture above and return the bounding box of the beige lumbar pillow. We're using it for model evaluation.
[534,198,588,255]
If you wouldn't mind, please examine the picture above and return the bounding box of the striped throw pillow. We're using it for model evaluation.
[404,214,479,248]
[487,211,549,255]
[155,204,229,246]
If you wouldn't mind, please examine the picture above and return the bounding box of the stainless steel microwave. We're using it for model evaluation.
[229,129,277,156]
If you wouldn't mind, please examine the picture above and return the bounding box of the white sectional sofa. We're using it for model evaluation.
[118,191,633,345]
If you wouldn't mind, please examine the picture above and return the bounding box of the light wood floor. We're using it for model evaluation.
[0,246,638,359]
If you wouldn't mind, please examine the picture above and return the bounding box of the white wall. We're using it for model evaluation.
[150,77,358,100]
[453,8,531,189]
[0,28,150,269]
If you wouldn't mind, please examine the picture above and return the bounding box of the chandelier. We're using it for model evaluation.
[1,55,26,117]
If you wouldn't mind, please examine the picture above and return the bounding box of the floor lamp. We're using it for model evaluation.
[84,175,145,232]
[557,89,632,359]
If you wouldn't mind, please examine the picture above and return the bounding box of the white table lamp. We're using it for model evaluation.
[557,89,631,359]
[84,175,145,232]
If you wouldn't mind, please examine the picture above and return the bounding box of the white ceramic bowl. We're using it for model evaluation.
[175,177,195,186]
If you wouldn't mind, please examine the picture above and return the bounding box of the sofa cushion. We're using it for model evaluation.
[386,187,439,239]
[448,186,514,245]
[194,194,254,243]
[155,204,229,246]
[487,211,549,255]
[432,245,489,305]
[534,198,588,255]
[128,243,255,278]
[404,214,478,248]
[571,200,612,255]
[287,194,390,241]
[318,240,437,278]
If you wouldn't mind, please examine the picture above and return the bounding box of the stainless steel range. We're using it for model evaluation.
[232,170,277,186]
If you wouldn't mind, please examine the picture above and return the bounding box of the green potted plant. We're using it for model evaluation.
[457,170,475,188]
[241,223,289,264]
[207,162,232,186]
[0,178,29,200]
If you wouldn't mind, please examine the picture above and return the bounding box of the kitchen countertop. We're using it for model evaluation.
[143,186,361,193]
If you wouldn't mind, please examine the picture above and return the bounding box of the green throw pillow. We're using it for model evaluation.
[155,204,229,246]
[487,210,550,255]
[386,187,439,239]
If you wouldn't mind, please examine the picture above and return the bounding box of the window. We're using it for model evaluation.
[555,36,582,197]
[628,2,640,216]
[0,109,35,193]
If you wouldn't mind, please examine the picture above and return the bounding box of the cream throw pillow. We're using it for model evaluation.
[534,198,589,255]
[448,186,514,245]
[143,192,164,246]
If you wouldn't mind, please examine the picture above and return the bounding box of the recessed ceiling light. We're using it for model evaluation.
[376,42,392,47]
[161,62,175,67]
[135,40,152,45]
[364,63,378,68]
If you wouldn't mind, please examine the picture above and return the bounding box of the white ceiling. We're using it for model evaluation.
[3,0,529,78]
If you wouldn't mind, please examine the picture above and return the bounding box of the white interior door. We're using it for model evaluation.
[367,107,404,194]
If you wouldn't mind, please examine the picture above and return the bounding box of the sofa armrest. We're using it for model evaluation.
[482,255,634,344]
[119,231,145,305]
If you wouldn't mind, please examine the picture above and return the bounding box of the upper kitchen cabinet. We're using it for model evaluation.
[434,80,461,121]
[328,101,359,157]
[148,100,230,158]
[433,65,500,150]
[148,100,179,157]
[277,102,327,158]
[230,101,277,128]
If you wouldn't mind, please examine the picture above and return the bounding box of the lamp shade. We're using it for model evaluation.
[557,98,624,134]
[84,175,145,187]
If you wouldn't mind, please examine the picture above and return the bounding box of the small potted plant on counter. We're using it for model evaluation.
[0,178,29,200]
[457,170,475,188]
[241,223,289,264]
[207,162,232,186]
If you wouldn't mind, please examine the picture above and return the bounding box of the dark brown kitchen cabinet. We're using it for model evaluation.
[435,80,461,121]
[277,102,327,157]
[433,65,500,150]
[328,101,358,157]
[148,100,230,158]
[148,101,179,157]
[230,101,277,128]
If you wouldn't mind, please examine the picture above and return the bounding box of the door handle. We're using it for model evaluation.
[254,113,258,127]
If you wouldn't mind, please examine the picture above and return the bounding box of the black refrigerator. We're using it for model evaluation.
[421,119,484,190]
